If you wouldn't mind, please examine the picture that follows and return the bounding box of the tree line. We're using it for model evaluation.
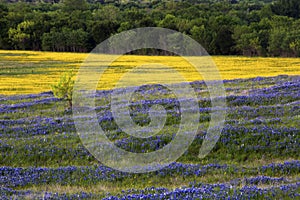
[0,0,299,57]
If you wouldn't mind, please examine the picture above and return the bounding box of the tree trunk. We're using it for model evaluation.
[68,99,72,109]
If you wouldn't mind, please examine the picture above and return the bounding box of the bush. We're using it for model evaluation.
[51,71,75,109]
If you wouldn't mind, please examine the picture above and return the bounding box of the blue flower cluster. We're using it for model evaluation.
[260,160,300,174]
[244,176,287,185]
[103,182,300,200]
[0,178,298,199]
[0,162,228,187]
[0,161,299,188]
[0,186,94,200]
[0,92,60,114]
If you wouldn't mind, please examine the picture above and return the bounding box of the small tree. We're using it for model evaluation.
[52,71,75,109]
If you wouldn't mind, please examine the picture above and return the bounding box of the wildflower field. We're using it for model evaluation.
[1,50,300,95]
[0,50,299,199]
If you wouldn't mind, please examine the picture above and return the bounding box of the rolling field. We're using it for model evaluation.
[0,50,299,199]
[1,50,300,95]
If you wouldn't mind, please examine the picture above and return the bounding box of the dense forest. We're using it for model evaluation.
[0,0,299,56]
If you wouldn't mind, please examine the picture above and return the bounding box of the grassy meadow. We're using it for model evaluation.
[0,50,299,199]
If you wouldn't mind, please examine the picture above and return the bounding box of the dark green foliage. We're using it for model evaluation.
[42,28,88,52]
[271,0,300,19]
[1,0,300,56]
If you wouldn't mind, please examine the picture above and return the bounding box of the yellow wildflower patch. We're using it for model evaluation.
[0,50,299,95]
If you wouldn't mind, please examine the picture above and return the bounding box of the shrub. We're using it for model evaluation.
[51,71,75,109]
